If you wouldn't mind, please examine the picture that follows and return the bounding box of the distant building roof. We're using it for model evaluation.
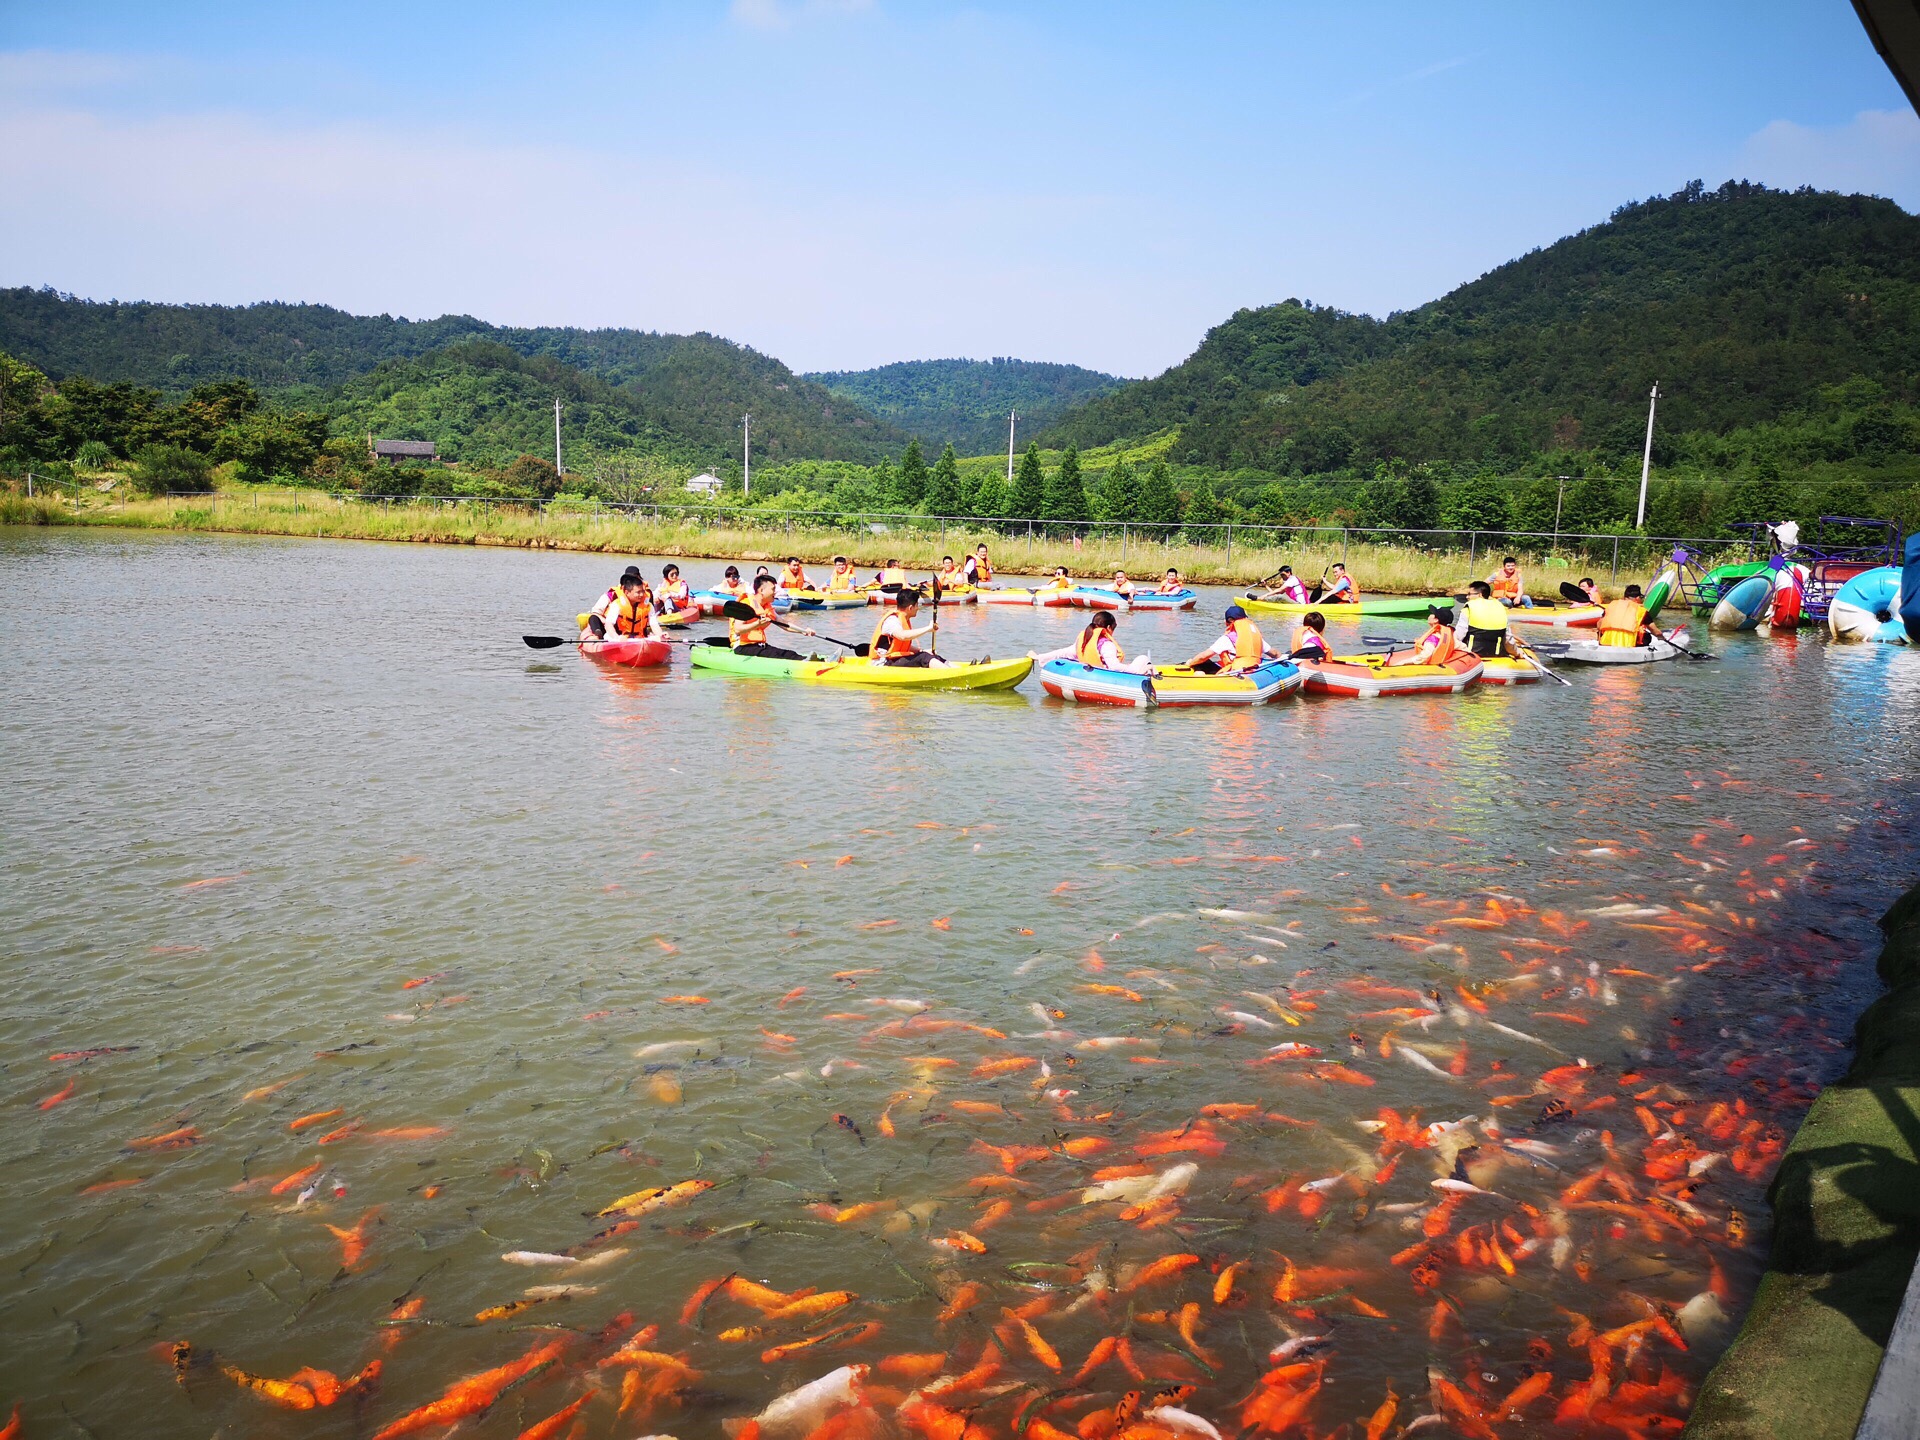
[686,472,723,491]
[372,439,437,458]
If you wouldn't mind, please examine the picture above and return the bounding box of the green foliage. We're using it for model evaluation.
[1441,472,1512,531]
[1137,459,1181,526]
[503,454,563,497]
[1182,478,1226,539]
[1042,444,1088,522]
[75,439,113,469]
[924,442,964,515]
[1009,442,1046,520]
[215,409,329,482]
[130,444,214,495]
[894,437,928,508]
[807,357,1124,454]
[970,473,1010,519]
[1095,458,1139,523]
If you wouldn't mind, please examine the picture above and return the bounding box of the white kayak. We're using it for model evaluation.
[1552,627,1693,665]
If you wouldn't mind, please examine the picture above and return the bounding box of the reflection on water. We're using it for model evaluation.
[2,528,1919,1438]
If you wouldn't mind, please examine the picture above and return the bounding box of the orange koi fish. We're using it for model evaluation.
[368,1337,569,1440]
[37,1080,75,1110]
[48,1046,138,1063]
[241,1074,305,1102]
[125,1125,202,1151]
[269,1162,324,1196]
[381,1296,426,1351]
[1127,1253,1201,1290]
[597,1178,714,1217]
[762,1321,882,1364]
[515,1395,590,1440]
[325,1207,383,1271]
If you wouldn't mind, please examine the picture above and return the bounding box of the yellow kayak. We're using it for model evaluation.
[1241,595,1449,617]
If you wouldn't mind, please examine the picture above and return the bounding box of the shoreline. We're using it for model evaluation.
[1685,880,1920,1438]
[0,490,1656,597]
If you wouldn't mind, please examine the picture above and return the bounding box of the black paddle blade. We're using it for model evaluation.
[721,600,759,621]
[1558,581,1588,604]
[522,635,569,649]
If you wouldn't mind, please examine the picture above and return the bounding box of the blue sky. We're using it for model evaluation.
[2,2,1915,376]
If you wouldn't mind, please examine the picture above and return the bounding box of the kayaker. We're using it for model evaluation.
[876,558,910,592]
[1066,611,1153,673]
[868,590,942,668]
[1110,569,1135,599]
[1598,584,1650,648]
[780,557,811,593]
[1289,611,1331,659]
[936,555,962,585]
[577,612,608,642]
[657,563,694,616]
[1186,603,1270,675]
[731,575,819,659]
[716,565,751,600]
[824,556,857,593]
[1156,568,1186,595]
[1320,563,1359,605]
[1456,581,1515,658]
[964,544,994,587]
[1260,566,1311,604]
[591,569,658,639]
[1488,557,1533,608]
[1392,606,1461,666]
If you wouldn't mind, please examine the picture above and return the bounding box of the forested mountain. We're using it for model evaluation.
[1046,183,1920,474]
[807,357,1124,454]
[0,289,901,464]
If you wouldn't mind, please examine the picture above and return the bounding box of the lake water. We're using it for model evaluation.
[4,528,1919,1439]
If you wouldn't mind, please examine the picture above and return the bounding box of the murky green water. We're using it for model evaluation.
[4,528,1918,1438]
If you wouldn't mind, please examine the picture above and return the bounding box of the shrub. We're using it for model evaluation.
[130,445,214,495]
[75,440,115,470]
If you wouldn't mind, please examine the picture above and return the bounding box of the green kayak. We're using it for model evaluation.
[689,644,1033,692]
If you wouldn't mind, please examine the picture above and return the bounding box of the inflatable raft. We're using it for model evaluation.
[1829,566,1911,644]
[689,644,1032,691]
[1478,652,1547,684]
[1124,588,1200,611]
[1295,651,1483,697]
[579,637,673,668]
[1039,658,1301,707]
[784,589,869,610]
[1064,587,1131,612]
[693,589,784,616]
[1552,628,1693,664]
[978,588,1038,606]
[655,605,701,629]
[1508,604,1603,628]
[1710,573,1772,631]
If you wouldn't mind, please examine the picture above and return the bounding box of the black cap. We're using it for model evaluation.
[1429,604,1455,625]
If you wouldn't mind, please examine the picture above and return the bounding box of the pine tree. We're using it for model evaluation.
[1009,442,1046,520]
[871,457,895,514]
[894,438,928,509]
[1041,443,1089,522]
[1183,478,1226,541]
[1136,459,1181,528]
[924,442,963,515]
[971,474,1010,519]
[1098,458,1140,522]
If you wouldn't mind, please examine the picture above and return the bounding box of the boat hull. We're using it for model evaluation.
[1297,652,1484,697]
[1039,658,1301,707]
[579,638,672,668]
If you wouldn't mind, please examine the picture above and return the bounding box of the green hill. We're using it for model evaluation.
[0,289,901,465]
[807,357,1124,454]
[1046,182,1920,475]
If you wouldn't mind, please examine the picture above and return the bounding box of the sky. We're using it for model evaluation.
[1,2,1916,378]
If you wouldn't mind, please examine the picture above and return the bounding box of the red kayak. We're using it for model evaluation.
[578,637,672,668]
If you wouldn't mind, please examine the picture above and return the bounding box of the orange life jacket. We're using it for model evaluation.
[1324,575,1359,603]
[1490,571,1522,601]
[1226,618,1265,669]
[1599,599,1645,647]
[974,557,993,581]
[782,566,809,591]
[870,611,918,658]
[658,581,691,609]
[730,600,775,648]
[1291,624,1328,656]
[610,591,652,637]
[1422,627,1458,664]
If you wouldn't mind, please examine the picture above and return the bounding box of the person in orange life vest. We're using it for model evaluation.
[1392,606,1461,666]
[1038,565,1073,592]
[1185,603,1271,675]
[1156,567,1186,595]
[823,555,857,592]
[935,555,962,585]
[1074,611,1153,673]
[868,590,943,668]
[1288,610,1331,659]
[779,556,810,593]
[1487,556,1533,608]
[963,543,994,586]
[1598,584,1650,648]
[714,565,751,600]
[591,568,658,639]
[730,574,819,659]
[874,558,911,592]
[1574,575,1601,606]
[1108,569,1135,599]
[1259,565,1311,604]
[656,563,695,617]
[1319,563,1358,604]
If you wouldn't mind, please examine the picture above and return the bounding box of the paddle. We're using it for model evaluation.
[720,599,824,639]
[524,633,719,651]
[1558,581,1593,606]
[1646,628,1714,662]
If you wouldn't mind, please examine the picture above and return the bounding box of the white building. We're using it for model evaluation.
[686,472,723,495]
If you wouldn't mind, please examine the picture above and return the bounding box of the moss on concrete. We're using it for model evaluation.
[1685,885,1920,1439]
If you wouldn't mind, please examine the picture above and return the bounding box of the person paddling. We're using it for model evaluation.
[1598,584,1651,648]
[1046,611,1153,673]
[1392,606,1462,666]
[1457,581,1517,659]
[875,558,911,594]
[591,568,658,640]
[1261,565,1311,604]
[936,555,962,585]
[1319,563,1359,605]
[1574,576,1602,606]
[1186,603,1271,675]
[1289,611,1331,659]
[731,574,819,660]
[868,590,943,668]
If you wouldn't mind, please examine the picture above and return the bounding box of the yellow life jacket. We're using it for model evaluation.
[1077,628,1121,667]
[825,569,854,592]
[1599,599,1645,647]
[1226,618,1265,669]
[1464,597,1509,633]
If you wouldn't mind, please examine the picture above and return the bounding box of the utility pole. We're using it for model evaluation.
[1006,410,1016,485]
[553,398,564,476]
[1635,382,1660,528]
[1553,475,1570,546]
[743,414,751,498]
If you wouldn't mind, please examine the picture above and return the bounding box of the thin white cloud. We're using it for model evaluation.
[1737,108,1920,209]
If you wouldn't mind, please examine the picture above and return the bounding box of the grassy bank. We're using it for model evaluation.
[1,488,1668,596]
[1685,882,1920,1439]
